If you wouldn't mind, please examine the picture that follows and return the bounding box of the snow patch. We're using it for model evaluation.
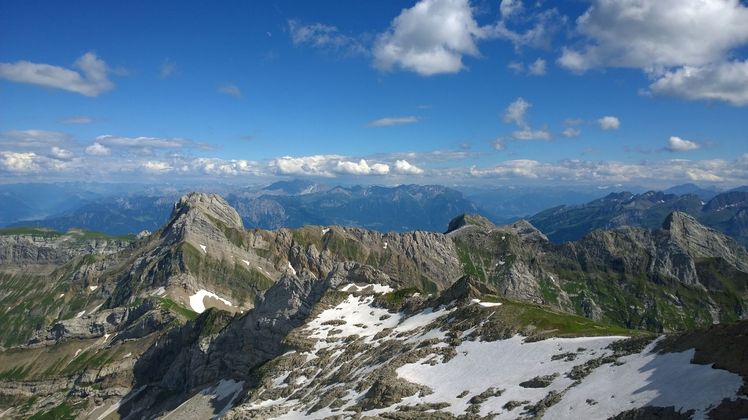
[546,340,744,420]
[88,285,98,291]
[242,259,250,266]
[189,289,233,313]
[58,293,65,299]
[75,310,86,318]
[199,244,207,253]
[287,262,297,276]
[321,228,330,235]
[383,241,388,250]
[470,298,502,308]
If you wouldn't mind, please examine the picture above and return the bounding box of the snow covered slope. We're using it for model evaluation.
[224,282,745,419]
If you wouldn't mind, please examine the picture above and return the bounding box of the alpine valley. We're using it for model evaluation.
[0,191,746,419]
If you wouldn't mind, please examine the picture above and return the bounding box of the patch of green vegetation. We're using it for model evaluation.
[537,276,560,306]
[206,214,247,249]
[381,287,421,306]
[482,294,646,338]
[0,227,62,237]
[66,228,134,241]
[28,402,75,420]
[158,297,198,320]
[321,231,368,262]
[456,243,487,282]
[61,349,115,375]
[180,242,274,306]
[0,364,33,380]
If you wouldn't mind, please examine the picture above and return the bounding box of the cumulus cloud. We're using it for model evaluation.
[367,116,419,127]
[50,146,73,160]
[335,159,390,175]
[373,0,484,76]
[218,84,242,98]
[501,97,551,141]
[649,60,748,106]
[0,151,38,172]
[666,136,700,152]
[528,58,547,76]
[508,58,547,76]
[597,116,620,130]
[559,0,748,105]
[503,97,531,126]
[85,142,111,156]
[394,159,424,175]
[0,52,114,96]
[288,20,367,56]
[563,127,581,138]
[142,161,172,173]
[488,8,565,51]
[500,0,523,18]
[492,139,506,151]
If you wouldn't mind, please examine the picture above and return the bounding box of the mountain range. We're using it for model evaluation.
[0,192,746,418]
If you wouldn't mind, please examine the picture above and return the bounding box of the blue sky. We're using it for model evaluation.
[1,0,747,187]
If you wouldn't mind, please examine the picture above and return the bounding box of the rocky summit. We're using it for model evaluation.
[0,193,747,419]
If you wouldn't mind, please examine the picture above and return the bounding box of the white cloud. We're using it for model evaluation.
[469,157,748,185]
[0,52,114,97]
[95,134,185,149]
[507,61,524,74]
[142,161,172,173]
[528,58,547,76]
[187,158,262,176]
[62,116,94,124]
[503,97,531,127]
[160,58,177,78]
[501,97,551,140]
[0,130,71,149]
[492,139,506,150]
[288,20,366,56]
[509,58,547,76]
[488,8,565,50]
[335,159,390,175]
[0,151,38,172]
[667,136,700,152]
[597,116,620,130]
[218,84,242,98]
[367,116,419,127]
[649,60,748,106]
[559,0,748,105]
[560,0,748,72]
[270,155,343,177]
[394,159,424,175]
[500,0,523,18]
[373,0,483,76]
[686,168,722,182]
[512,128,551,140]
[563,127,581,138]
[85,142,111,156]
[50,146,73,160]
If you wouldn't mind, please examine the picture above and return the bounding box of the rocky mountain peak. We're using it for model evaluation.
[508,219,548,242]
[445,213,495,234]
[171,192,243,230]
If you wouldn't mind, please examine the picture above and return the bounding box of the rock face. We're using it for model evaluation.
[0,230,131,265]
[1,192,748,418]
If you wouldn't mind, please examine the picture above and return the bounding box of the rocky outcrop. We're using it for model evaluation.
[0,231,131,265]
